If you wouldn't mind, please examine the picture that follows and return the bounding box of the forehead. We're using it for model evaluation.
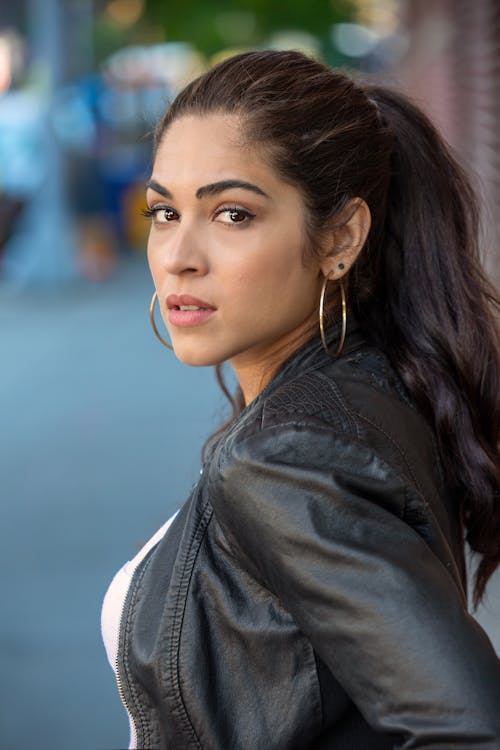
[153,113,272,185]
[159,113,244,150]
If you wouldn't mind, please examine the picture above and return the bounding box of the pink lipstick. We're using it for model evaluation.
[166,294,216,328]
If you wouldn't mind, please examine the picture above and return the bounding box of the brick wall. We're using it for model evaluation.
[395,0,499,287]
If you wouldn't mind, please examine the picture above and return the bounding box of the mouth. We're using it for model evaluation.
[165,293,216,329]
[166,294,216,311]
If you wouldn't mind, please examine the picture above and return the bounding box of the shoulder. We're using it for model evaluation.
[247,343,441,499]
[261,343,418,432]
[210,341,465,590]
[211,342,416,528]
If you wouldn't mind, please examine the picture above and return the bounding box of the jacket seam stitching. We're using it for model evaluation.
[349,410,425,502]
[311,650,325,732]
[168,500,213,749]
[121,550,157,748]
[319,373,363,440]
[218,356,350,448]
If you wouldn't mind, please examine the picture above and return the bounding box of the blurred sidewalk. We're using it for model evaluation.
[0,253,222,750]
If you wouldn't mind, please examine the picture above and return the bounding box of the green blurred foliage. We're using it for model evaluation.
[147,0,355,55]
[94,0,357,65]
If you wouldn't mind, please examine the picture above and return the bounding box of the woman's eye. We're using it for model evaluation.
[141,206,178,223]
[214,207,255,225]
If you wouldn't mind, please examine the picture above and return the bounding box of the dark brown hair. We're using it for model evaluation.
[155,49,500,607]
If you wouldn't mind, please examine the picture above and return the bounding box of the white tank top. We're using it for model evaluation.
[100,509,179,748]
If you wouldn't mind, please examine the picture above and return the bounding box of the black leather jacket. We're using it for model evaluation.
[116,319,500,749]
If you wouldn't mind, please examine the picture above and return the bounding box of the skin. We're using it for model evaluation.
[146,114,370,404]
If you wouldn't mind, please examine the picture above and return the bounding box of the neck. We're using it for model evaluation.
[230,316,318,406]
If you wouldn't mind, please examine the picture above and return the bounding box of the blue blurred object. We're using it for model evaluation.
[0,89,77,283]
[1,0,78,284]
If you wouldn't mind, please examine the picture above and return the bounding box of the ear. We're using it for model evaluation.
[319,198,371,279]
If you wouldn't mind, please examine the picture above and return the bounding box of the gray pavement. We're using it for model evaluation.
[1,253,498,750]
[1,254,223,750]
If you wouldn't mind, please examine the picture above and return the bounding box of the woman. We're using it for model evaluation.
[101,50,500,749]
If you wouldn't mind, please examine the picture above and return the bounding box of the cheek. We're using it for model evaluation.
[221,243,312,323]
[243,222,304,280]
[244,228,308,292]
[225,250,284,299]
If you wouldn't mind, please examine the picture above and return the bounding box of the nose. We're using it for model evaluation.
[160,222,209,277]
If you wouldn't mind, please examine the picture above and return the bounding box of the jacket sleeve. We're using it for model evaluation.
[213,421,500,749]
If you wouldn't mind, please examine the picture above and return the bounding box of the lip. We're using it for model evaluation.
[165,293,216,329]
[166,294,216,311]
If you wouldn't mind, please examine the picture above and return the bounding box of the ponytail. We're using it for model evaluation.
[359,86,500,607]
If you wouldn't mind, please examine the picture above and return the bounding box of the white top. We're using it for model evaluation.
[101,509,179,749]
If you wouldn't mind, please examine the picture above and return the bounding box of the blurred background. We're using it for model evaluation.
[0,1,498,748]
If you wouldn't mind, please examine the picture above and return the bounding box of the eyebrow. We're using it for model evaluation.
[146,178,269,200]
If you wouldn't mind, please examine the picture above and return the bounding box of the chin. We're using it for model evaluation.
[172,343,225,368]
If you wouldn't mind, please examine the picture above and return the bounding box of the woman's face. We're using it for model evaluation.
[146,114,323,399]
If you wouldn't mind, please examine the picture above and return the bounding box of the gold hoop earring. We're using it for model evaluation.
[319,276,347,357]
[149,291,173,350]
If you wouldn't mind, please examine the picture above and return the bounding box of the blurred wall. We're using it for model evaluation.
[395,0,500,287]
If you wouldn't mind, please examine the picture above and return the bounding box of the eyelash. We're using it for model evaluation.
[141,205,256,225]
[141,206,175,220]
[214,206,256,224]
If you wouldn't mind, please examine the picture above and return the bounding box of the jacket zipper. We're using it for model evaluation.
[111,508,181,749]
[115,596,139,749]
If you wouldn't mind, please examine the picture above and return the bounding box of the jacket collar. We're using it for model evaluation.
[271,314,365,387]
[236,314,367,419]
[204,315,367,460]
